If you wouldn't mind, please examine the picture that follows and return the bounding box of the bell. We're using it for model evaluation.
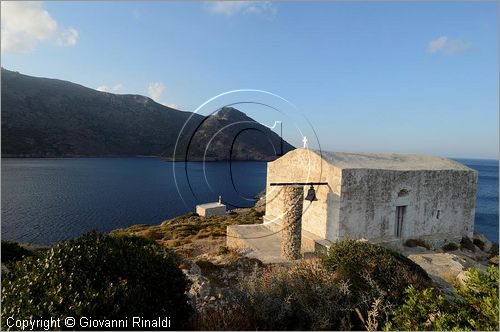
[305,185,318,202]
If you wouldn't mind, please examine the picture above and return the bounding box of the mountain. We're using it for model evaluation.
[1,68,294,160]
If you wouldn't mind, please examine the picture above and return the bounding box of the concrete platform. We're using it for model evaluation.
[227,220,332,263]
[227,224,285,263]
[196,202,226,217]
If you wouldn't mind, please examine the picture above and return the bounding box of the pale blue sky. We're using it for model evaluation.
[1,1,498,159]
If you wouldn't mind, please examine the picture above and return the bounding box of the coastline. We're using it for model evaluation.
[1,155,280,162]
[2,154,498,162]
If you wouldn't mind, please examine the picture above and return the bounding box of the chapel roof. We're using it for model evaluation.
[307,149,474,171]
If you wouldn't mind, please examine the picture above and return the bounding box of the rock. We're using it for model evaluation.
[473,232,492,253]
[182,262,212,308]
[457,246,490,262]
[190,262,201,275]
[187,275,211,298]
[408,252,467,285]
[408,248,491,295]
[490,244,499,256]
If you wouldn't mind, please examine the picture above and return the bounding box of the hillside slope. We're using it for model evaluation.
[1,69,293,160]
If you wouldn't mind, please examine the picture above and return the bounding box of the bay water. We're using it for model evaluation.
[1,158,497,245]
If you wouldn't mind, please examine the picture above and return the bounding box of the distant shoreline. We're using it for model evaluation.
[1,154,497,162]
[1,155,281,162]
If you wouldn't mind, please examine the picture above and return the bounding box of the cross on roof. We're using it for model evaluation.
[302,136,308,148]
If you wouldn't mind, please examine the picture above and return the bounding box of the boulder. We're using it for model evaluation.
[408,251,489,291]
[408,252,467,286]
[459,245,490,262]
[182,262,212,308]
[473,232,493,253]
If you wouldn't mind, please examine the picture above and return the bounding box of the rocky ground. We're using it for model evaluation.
[108,194,269,313]
[400,232,498,296]
[181,230,497,313]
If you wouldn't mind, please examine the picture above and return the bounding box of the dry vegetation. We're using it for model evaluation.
[110,208,264,259]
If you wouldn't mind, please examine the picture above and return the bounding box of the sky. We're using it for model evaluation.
[1,1,498,159]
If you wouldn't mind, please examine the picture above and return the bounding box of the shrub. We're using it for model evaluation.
[217,246,230,255]
[195,259,217,272]
[192,299,255,331]
[231,246,429,330]
[1,232,192,330]
[238,260,356,330]
[460,236,475,251]
[456,266,499,330]
[1,241,34,264]
[404,239,418,247]
[404,238,431,249]
[179,212,198,218]
[252,209,265,218]
[320,240,432,329]
[134,228,165,241]
[385,286,463,330]
[387,266,499,331]
[442,242,459,252]
[321,240,431,301]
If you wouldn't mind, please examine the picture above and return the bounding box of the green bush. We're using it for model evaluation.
[321,240,432,302]
[318,240,432,329]
[387,266,499,331]
[1,232,192,330]
[456,266,499,330]
[231,240,432,331]
[385,286,464,330]
[1,241,34,264]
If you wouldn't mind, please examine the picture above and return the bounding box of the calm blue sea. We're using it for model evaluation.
[1,158,498,245]
[455,159,499,243]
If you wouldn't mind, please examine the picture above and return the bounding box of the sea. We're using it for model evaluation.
[1,158,498,245]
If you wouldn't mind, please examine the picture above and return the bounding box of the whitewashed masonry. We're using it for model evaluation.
[264,148,477,245]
